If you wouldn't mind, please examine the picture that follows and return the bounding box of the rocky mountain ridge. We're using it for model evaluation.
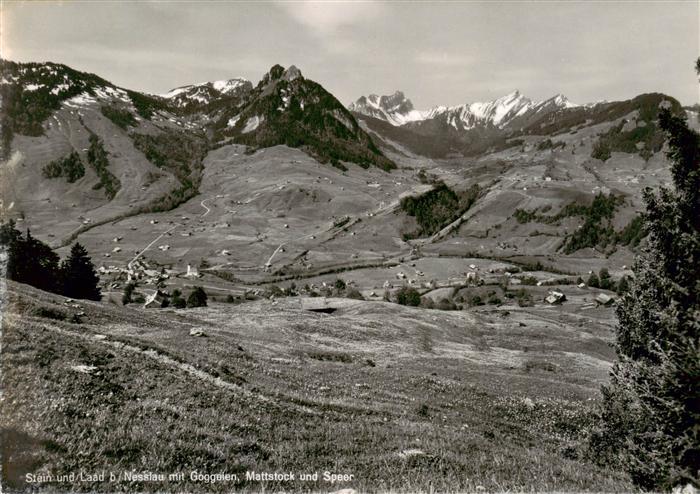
[349,89,579,131]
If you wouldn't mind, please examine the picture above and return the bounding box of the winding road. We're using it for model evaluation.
[127,195,215,270]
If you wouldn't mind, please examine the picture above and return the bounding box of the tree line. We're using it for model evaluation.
[1,220,101,300]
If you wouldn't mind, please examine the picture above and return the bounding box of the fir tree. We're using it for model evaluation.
[171,288,186,308]
[122,282,136,305]
[60,243,101,301]
[2,225,61,294]
[598,268,613,290]
[186,286,207,308]
[616,275,630,295]
[590,97,699,488]
[395,286,421,306]
[587,272,600,288]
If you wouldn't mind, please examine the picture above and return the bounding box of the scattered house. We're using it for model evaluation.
[469,264,477,270]
[189,328,206,337]
[396,272,406,280]
[466,271,478,283]
[185,264,200,278]
[150,219,158,224]
[221,249,230,256]
[144,290,166,309]
[158,244,170,251]
[578,283,587,288]
[595,293,615,306]
[545,290,566,305]
[113,237,122,242]
[383,280,393,289]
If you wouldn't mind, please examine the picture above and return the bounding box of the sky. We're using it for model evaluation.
[2,1,698,108]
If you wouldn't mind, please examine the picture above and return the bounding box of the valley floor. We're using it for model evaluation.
[1,281,634,493]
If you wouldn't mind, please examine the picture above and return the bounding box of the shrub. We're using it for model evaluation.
[186,287,208,308]
[171,289,186,308]
[436,298,457,310]
[616,276,630,295]
[598,268,614,290]
[33,306,67,321]
[345,287,364,300]
[100,105,136,129]
[591,139,612,161]
[587,272,600,288]
[514,289,533,307]
[395,286,421,306]
[122,283,136,305]
[519,275,538,285]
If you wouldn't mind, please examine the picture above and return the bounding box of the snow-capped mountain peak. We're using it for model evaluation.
[162,77,253,107]
[210,78,250,95]
[350,89,579,130]
[464,90,532,127]
[348,90,427,125]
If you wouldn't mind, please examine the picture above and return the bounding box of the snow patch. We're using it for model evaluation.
[94,86,129,101]
[50,83,70,95]
[241,115,263,133]
[64,92,98,107]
